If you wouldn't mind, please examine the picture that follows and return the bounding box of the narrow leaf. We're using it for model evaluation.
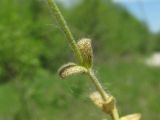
[58,63,88,79]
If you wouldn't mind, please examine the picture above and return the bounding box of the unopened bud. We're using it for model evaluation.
[90,91,115,114]
[77,38,93,68]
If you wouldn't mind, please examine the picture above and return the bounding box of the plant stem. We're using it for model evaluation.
[47,0,83,64]
[88,70,107,101]
[88,70,120,120]
[47,1,120,120]
[111,107,120,120]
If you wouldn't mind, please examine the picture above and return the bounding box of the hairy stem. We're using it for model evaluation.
[47,1,120,120]
[47,0,83,64]
[88,70,107,101]
[88,70,120,120]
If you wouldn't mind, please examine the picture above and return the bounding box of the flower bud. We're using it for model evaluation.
[90,91,115,114]
[77,38,93,68]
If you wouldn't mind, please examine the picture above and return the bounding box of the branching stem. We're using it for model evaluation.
[47,0,120,120]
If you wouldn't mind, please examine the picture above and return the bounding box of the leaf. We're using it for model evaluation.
[120,113,141,120]
[77,38,93,68]
[58,63,88,79]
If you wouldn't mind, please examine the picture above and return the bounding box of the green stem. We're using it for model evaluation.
[47,1,120,120]
[88,70,120,120]
[111,108,120,120]
[88,70,107,101]
[47,0,83,64]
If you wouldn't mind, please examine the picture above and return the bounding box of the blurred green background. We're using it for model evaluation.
[0,0,160,120]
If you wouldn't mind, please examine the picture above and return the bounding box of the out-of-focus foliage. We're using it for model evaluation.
[0,0,41,83]
[69,0,154,57]
[0,0,159,120]
[0,0,69,83]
